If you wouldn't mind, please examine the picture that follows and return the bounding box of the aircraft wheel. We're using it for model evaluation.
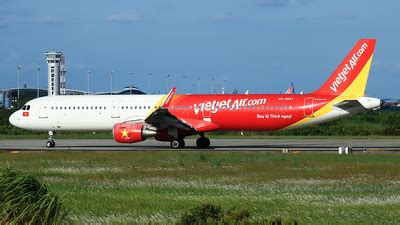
[196,137,210,148]
[46,140,55,148]
[170,139,184,149]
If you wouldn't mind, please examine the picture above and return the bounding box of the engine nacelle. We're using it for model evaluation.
[113,123,157,143]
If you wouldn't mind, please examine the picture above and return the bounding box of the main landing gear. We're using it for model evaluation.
[46,131,56,148]
[170,138,185,149]
[196,136,210,148]
[169,134,211,149]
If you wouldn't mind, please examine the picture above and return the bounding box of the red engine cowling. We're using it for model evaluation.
[113,123,156,143]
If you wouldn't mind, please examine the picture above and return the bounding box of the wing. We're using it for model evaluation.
[144,88,221,133]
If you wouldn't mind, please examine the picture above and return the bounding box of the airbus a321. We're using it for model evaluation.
[9,39,381,149]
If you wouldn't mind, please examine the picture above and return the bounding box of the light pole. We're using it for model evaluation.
[211,77,215,94]
[166,74,170,92]
[110,70,113,95]
[17,65,20,104]
[148,73,151,94]
[222,79,226,94]
[129,72,133,95]
[36,66,40,98]
[182,74,186,93]
[197,77,200,94]
[87,70,90,95]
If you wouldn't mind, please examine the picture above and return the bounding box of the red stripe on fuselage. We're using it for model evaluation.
[169,94,334,131]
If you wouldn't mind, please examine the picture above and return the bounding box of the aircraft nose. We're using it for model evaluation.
[9,111,20,127]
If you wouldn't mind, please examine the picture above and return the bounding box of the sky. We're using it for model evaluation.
[0,0,399,98]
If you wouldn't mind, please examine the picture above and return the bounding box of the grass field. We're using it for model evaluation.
[1,151,400,224]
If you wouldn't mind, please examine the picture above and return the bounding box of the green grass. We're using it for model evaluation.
[1,151,400,224]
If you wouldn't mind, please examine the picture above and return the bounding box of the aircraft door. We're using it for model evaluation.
[39,99,49,119]
[304,97,314,117]
[111,99,121,118]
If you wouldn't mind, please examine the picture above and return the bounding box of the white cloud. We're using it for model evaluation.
[107,13,141,23]
[210,12,237,21]
[254,0,313,7]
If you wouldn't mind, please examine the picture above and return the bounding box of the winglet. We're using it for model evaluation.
[162,87,176,108]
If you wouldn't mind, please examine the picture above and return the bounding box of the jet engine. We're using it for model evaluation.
[113,122,157,143]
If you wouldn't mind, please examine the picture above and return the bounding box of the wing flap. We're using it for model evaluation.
[178,118,221,132]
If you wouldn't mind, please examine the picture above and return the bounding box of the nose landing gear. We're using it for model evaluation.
[46,131,56,148]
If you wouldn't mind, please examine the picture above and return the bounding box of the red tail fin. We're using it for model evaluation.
[313,39,376,96]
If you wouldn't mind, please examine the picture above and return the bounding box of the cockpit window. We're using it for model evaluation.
[21,105,31,110]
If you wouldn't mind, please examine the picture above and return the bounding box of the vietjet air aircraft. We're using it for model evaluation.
[9,39,381,149]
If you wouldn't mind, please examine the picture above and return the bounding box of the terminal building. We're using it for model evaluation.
[0,50,147,109]
[0,86,145,109]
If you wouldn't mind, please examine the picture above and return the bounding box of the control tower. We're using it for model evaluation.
[45,51,66,96]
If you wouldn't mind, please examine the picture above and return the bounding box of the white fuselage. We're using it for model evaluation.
[9,95,164,131]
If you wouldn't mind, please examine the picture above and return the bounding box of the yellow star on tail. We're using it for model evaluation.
[121,128,129,138]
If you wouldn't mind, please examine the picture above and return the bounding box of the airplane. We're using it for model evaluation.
[9,39,381,149]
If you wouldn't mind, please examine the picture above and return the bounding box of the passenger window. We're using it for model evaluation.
[99,106,102,110]
[122,106,124,109]
[139,106,142,109]
[135,106,137,109]
[90,106,93,109]
[95,106,97,110]
[77,107,80,110]
[51,107,54,110]
[69,107,71,110]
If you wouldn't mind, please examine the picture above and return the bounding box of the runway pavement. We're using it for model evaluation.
[1,138,400,152]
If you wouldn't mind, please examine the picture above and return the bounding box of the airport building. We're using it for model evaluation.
[0,86,145,109]
[0,50,147,109]
[45,51,66,96]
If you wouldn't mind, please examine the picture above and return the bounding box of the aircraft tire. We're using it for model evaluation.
[196,137,210,148]
[170,139,184,149]
[46,140,55,148]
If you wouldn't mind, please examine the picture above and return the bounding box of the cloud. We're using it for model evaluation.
[106,13,141,23]
[210,12,237,21]
[254,0,313,8]
[254,0,291,7]
[0,16,65,28]
[335,12,357,21]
